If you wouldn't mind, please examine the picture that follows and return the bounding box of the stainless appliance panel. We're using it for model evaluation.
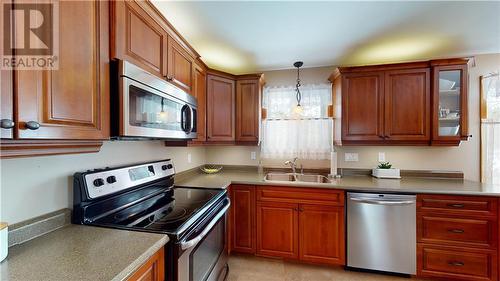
[347,192,416,275]
[115,60,197,139]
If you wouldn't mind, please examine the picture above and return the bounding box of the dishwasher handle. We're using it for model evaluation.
[349,197,415,206]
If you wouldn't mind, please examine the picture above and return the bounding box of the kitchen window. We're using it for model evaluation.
[261,83,332,160]
[481,72,500,184]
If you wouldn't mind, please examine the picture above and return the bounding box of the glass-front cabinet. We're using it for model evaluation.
[431,59,469,145]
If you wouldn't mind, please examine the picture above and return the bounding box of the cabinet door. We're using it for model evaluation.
[299,204,345,265]
[192,63,206,142]
[207,75,235,141]
[127,248,165,281]
[342,72,385,142]
[15,0,109,139]
[167,37,193,93]
[384,68,430,142]
[256,201,298,259]
[112,0,167,79]
[1,70,13,139]
[236,79,260,142]
[431,64,468,146]
[230,185,256,254]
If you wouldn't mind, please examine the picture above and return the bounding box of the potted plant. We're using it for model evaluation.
[372,162,401,179]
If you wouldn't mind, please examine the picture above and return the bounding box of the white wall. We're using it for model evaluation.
[206,53,500,181]
[0,141,206,224]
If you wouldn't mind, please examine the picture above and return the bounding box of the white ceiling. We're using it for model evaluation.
[152,1,500,74]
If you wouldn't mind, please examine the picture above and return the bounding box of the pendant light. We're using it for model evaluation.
[293,61,304,115]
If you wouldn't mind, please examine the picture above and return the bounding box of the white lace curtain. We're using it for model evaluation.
[261,84,332,160]
[481,73,500,184]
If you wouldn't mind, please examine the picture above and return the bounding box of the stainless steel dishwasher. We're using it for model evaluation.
[347,192,416,275]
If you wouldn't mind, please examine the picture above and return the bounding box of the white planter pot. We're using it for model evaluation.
[372,168,401,179]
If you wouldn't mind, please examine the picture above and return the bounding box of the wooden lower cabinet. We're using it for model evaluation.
[299,205,345,265]
[253,186,345,266]
[418,244,497,281]
[229,185,256,254]
[256,201,299,259]
[127,248,165,281]
[417,194,499,281]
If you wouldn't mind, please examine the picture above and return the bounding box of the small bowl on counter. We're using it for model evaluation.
[200,165,223,174]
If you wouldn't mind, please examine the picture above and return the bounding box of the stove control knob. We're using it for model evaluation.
[93,178,105,187]
[106,176,117,184]
[167,164,173,169]
[162,164,173,170]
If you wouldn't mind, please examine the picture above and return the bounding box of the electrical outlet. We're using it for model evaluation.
[378,152,386,162]
[187,153,192,163]
[344,153,359,162]
[250,151,257,160]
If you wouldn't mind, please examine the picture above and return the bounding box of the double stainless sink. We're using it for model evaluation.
[264,173,332,184]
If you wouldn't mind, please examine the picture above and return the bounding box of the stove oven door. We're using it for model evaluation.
[177,199,229,281]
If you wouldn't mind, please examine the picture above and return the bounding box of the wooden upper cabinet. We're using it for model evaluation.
[207,74,235,142]
[230,185,256,254]
[431,59,469,146]
[236,78,261,143]
[192,63,206,142]
[15,0,109,140]
[384,68,430,142]
[1,70,13,139]
[167,36,193,93]
[341,72,385,142]
[299,204,345,265]
[111,0,167,79]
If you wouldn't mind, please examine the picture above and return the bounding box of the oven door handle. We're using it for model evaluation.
[180,202,230,250]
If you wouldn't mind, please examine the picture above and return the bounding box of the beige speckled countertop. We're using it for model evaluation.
[175,169,500,196]
[0,224,169,281]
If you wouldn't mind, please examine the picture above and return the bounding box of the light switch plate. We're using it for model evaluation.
[187,153,192,163]
[250,151,257,160]
[345,153,359,162]
[378,152,386,162]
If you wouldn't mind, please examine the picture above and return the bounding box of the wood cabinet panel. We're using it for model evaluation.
[417,244,497,281]
[15,0,109,140]
[384,68,430,142]
[417,195,498,218]
[230,185,256,254]
[342,72,385,141]
[418,215,497,249]
[257,186,344,206]
[167,36,193,92]
[111,0,167,78]
[256,201,298,259]
[299,204,345,265]
[207,75,235,141]
[236,79,259,142]
[192,63,206,142]
[127,248,165,281]
[1,70,13,139]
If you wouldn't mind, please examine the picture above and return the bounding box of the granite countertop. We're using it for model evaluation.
[176,169,500,196]
[0,224,169,281]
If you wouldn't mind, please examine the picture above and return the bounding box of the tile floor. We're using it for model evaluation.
[226,254,429,281]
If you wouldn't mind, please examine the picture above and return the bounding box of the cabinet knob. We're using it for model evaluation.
[25,121,40,130]
[165,75,173,81]
[0,119,15,129]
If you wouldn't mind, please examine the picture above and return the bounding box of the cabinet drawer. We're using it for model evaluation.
[418,215,497,249]
[418,244,497,281]
[257,186,344,206]
[418,195,497,217]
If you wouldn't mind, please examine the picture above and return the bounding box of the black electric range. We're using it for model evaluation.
[72,159,230,281]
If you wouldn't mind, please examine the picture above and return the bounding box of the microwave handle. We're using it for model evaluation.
[180,104,192,134]
[180,202,230,250]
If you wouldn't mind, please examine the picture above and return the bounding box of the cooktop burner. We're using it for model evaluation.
[95,187,224,234]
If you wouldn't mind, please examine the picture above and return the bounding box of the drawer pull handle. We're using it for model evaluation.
[447,203,465,208]
[448,229,464,233]
[448,261,464,267]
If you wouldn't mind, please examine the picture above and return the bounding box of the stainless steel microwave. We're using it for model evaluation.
[111,60,197,140]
